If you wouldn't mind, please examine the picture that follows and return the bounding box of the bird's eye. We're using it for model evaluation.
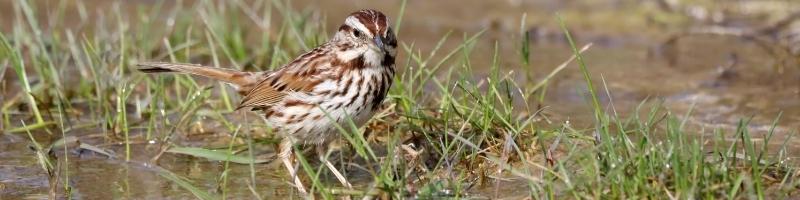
[352,30,362,38]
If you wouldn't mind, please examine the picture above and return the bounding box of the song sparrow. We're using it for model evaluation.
[137,9,397,194]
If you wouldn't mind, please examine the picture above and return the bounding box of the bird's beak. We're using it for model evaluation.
[373,36,386,52]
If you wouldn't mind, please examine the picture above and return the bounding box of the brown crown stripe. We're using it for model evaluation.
[376,12,388,35]
[351,9,387,36]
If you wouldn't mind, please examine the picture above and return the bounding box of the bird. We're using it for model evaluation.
[136,9,397,194]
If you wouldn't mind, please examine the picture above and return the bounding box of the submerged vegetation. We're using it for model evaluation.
[1,0,798,199]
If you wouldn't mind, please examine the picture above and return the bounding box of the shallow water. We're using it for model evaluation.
[1,0,799,199]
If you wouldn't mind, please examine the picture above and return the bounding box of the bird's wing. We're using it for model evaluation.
[236,48,332,110]
[236,71,325,110]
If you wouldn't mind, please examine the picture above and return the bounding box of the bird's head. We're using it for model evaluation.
[334,9,397,64]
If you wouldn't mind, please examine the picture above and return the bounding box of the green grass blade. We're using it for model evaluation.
[167,146,269,164]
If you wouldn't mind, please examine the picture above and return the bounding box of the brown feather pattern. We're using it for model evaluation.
[136,9,397,194]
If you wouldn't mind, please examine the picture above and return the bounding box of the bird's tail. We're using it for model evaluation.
[136,62,262,94]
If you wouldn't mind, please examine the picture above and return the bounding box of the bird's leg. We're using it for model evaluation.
[280,138,308,195]
[317,144,353,189]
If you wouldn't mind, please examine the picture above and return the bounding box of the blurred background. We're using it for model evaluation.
[1,0,798,199]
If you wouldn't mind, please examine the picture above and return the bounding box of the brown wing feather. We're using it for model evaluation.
[239,71,329,111]
[236,83,286,110]
[236,45,332,110]
[236,72,324,110]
